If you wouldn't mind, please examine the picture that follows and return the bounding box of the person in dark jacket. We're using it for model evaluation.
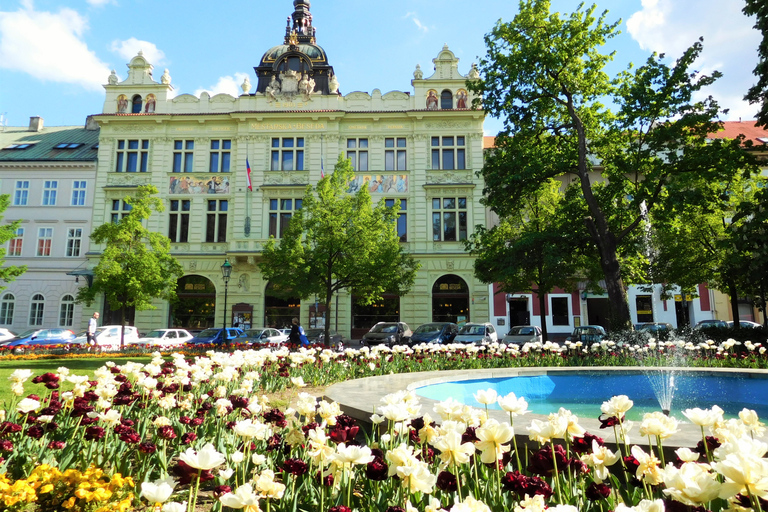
[288,317,301,345]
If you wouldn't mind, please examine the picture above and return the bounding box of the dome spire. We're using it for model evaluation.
[285,0,315,44]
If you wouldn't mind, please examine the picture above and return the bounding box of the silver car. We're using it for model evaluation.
[503,325,542,345]
[453,322,498,344]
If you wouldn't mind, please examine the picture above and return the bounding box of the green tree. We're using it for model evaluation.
[467,180,581,341]
[76,185,183,346]
[468,0,754,329]
[260,155,420,346]
[0,195,26,288]
[731,184,768,325]
[744,0,768,127]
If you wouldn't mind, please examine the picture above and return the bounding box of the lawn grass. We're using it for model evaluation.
[0,356,154,406]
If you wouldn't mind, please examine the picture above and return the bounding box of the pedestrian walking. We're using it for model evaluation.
[87,312,100,350]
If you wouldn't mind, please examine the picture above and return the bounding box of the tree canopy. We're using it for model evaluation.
[260,155,420,345]
[76,185,183,345]
[0,194,26,290]
[467,180,582,340]
[468,0,756,329]
[744,0,768,127]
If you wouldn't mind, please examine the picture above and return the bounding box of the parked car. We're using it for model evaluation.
[242,328,286,347]
[0,328,76,352]
[0,328,16,343]
[453,322,498,344]
[305,328,345,350]
[188,327,245,345]
[693,319,728,330]
[635,322,675,336]
[503,325,543,345]
[73,325,140,349]
[133,328,194,347]
[727,320,763,329]
[360,322,412,347]
[565,325,607,345]
[410,322,459,345]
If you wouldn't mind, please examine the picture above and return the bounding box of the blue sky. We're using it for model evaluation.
[0,0,761,135]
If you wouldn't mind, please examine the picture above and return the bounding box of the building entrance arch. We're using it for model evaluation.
[170,275,216,329]
[432,274,470,325]
[264,282,300,329]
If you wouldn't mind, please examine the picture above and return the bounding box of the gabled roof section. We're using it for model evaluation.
[0,125,99,162]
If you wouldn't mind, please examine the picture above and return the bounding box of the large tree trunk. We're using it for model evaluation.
[728,280,740,328]
[537,288,548,342]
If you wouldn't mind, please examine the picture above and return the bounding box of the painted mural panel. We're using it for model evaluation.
[347,174,408,194]
[169,175,231,195]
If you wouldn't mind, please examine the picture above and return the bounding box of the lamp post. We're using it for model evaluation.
[221,259,232,330]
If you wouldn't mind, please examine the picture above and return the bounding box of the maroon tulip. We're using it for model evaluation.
[157,425,177,440]
[0,422,22,436]
[139,442,157,454]
[213,485,232,499]
[26,425,45,439]
[528,444,569,477]
[501,471,553,500]
[586,482,611,501]
[84,426,106,441]
[0,439,13,452]
[120,432,141,444]
[436,470,458,492]
[572,432,604,454]
[181,432,197,445]
[48,440,66,450]
[283,458,309,476]
[365,457,389,481]
[329,506,352,512]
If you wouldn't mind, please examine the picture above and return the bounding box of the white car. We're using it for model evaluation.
[503,325,543,345]
[0,328,16,343]
[453,322,499,344]
[133,328,194,347]
[242,327,287,347]
[74,325,140,349]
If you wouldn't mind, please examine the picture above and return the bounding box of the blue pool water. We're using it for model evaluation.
[414,371,768,421]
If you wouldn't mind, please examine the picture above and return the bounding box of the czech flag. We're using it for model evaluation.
[321,157,325,179]
[246,157,252,191]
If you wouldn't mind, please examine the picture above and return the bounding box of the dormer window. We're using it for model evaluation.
[53,143,83,149]
[131,95,143,113]
[3,143,35,150]
[441,90,453,109]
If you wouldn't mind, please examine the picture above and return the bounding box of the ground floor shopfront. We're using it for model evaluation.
[97,253,490,340]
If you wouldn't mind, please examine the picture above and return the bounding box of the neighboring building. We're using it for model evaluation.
[89,0,488,337]
[0,117,98,334]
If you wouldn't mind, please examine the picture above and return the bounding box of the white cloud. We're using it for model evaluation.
[0,2,110,90]
[194,72,251,98]
[111,38,165,66]
[403,12,429,33]
[86,0,115,6]
[626,0,761,120]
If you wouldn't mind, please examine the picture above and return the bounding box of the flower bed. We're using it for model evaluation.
[0,339,766,511]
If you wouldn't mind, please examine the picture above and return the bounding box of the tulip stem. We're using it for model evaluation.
[550,441,562,503]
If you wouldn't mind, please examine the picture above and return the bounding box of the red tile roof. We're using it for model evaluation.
[483,136,496,149]
[709,120,768,146]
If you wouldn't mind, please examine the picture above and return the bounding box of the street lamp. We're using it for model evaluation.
[221,259,232,329]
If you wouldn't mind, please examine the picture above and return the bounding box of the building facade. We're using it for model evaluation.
[90,1,488,337]
[0,117,98,334]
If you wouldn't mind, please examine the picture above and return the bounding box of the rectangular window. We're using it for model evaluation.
[636,295,654,323]
[347,138,369,171]
[42,181,58,206]
[385,199,407,242]
[270,138,304,171]
[13,181,29,206]
[432,197,467,241]
[66,228,82,257]
[111,199,133,223]
[385,138,407,171]
[37,227,53,257]
[268,198,302,238]
[169,199,191,243]
[115,139,149,172]
[71,180,87,206]
[59,300,74,327]
[431,136,466,170]
[551,297,570,326]
[206,200,228,242]
[173,140,195,173]
[209,140,232,172]
[9,228,23,257]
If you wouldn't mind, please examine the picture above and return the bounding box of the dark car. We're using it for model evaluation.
[410,322,459,345]
[693,319,728,330]
[0,328,76,352]
[305,328,345,350]
[360,322,412,347]
[188,327,245,345]
[565,325,607,345]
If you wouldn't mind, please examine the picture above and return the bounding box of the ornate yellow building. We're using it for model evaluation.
[90,1,488,338]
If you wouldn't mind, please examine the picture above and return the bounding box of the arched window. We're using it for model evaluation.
[0,293,15,325]
[59,294,75,327]
[29,294,45,326]
[131,95,143,113]
[432,274,469,323]
[440,90,453,109]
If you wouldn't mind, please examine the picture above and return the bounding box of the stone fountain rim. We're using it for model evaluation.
[324,366,768,449]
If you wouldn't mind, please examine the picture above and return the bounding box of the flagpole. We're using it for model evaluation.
[320,133,325,179]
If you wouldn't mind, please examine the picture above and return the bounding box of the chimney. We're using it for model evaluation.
[29,116,44,132]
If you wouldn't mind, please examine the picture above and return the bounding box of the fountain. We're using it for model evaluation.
[644,370,675,416]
